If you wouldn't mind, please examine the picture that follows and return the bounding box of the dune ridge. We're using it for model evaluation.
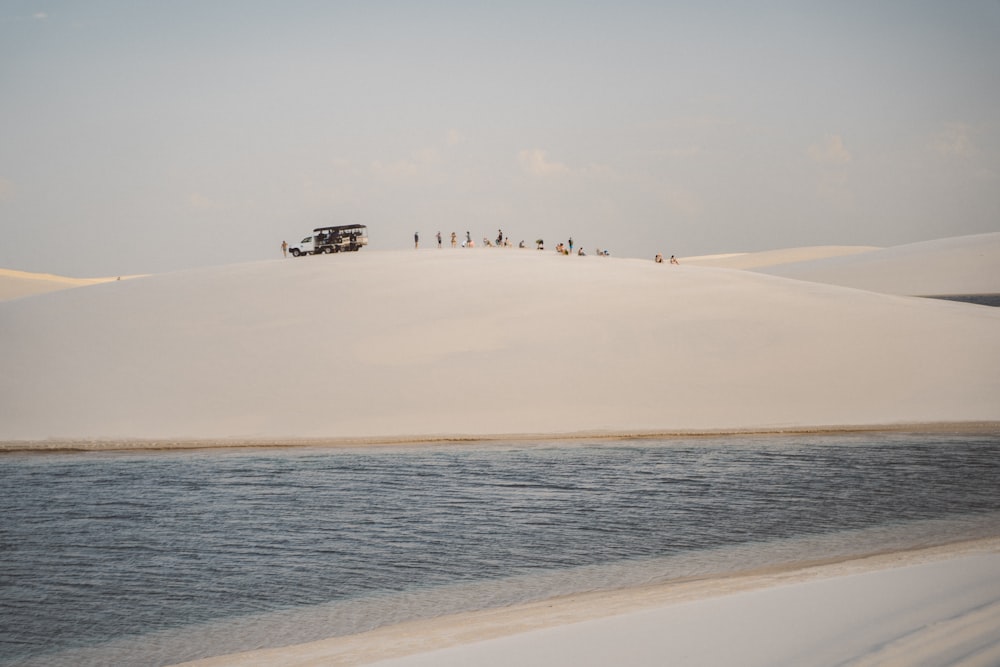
[753,232,1000,296]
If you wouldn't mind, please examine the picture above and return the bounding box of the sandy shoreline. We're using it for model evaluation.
[2,421,999,453]
[174,537,1000,667]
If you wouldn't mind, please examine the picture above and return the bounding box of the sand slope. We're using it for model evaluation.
[753,232,1000,296]
[363,547,1000,667]
[0,268,120,302]
[2,244,999,442]
[681,245,879,270]
[172,541,1000,667]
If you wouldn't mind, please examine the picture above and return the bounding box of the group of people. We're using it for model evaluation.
[555,242,585,256]
[411,230,617,258]
[289,231,674,261]
[417,229,530,250]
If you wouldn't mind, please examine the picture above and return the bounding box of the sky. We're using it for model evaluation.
[1,1,998,277]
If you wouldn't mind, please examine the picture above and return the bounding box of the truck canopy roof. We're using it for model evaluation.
[313,224,367,233]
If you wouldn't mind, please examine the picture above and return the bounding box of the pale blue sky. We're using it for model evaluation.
[2,1,998,276]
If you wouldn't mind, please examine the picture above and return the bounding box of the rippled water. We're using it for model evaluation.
[2,433,999,666]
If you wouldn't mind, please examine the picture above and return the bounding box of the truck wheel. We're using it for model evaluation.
[323,246,334,254]
[290,249,301,257]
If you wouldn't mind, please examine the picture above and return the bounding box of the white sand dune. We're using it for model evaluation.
[2,241,1000,443]
[681,245,880,270]
[753,232,1000,296]
[175,540,1000,667]
[0,268,121,301]
[364,546,1000,667]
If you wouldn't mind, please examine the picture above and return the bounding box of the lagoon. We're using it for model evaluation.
[2,432,999,666]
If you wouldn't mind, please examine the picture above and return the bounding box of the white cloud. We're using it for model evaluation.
[187,193,227,211]
[658,184,702,217]
[33,12,47,20]
[668,146,702,158]
[931,123,974,157]
[370,148,443,184]
[808,135,852,164]
[370,159,420,180]
[815,171,854,207]
[518,149,569,177]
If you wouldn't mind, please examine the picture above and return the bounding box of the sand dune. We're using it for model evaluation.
[0,268,121,301]
[1,237,999,443]
[681,233,1000,296]
[361,543,1000,667]
[753,232,1000,296]
[173,540,1000,667]
[681,245,879,270]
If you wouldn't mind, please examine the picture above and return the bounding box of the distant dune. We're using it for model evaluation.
[2,235,998,444]
[0,268,121,301]
[750,233,1000,296]
[681,245,880,270]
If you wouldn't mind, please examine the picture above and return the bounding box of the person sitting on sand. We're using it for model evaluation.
[578,247,585,256]
[670,255,679,265]
[655,253,664,263]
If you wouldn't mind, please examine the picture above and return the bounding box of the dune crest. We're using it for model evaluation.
[0,268,136,302]
[754,232,1000,296]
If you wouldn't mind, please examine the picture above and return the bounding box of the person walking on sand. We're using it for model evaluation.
[466,231,472,246]
[568,237,574,253]
[281,240,288,257]
[451,231,457,248]
[436,231,442,248]
[414,232,419,249]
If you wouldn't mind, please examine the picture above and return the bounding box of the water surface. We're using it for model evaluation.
[1,432,998,665]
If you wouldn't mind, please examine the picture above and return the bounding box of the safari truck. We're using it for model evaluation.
[289,224,368,256]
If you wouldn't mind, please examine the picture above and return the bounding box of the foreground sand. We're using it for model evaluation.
[174,539,1000,667]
